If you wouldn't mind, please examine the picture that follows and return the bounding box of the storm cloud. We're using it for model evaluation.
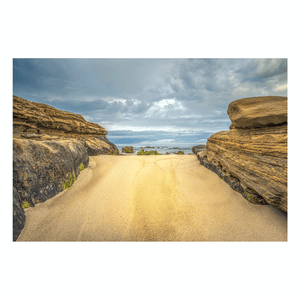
[13,58,287,146]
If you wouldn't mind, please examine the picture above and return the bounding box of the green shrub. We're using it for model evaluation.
[63,180,70,189]
[79,163,84,172]
[177,151,184,155]
[123,149,134,153]
[245,191,254,201]
[60,171,77,190]
[22,201,30,209]
[137,149,161,155]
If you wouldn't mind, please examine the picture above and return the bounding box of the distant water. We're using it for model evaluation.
[116,145,204,155]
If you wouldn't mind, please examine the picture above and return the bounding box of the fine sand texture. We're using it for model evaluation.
[17,155,287,241]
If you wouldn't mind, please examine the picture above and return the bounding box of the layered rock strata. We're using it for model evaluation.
[13,95,107,137]
[13,95,119,154]
[197,96,287,213]
[13,95,119,240]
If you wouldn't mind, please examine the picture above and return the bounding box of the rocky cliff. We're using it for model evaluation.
[196,96,287,213]
[13,95,119,240]
[13,95,119,155]
[13,95,108,136]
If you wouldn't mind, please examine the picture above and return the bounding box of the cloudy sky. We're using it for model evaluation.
[13,58,287,147]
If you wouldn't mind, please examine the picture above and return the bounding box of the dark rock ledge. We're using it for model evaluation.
[196,153,267,205]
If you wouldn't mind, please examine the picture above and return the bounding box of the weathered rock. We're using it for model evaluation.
[122,146,134,153]
[13,95,107,137]
[13,138,89,206]
[227,96,287,129]
[13,138,90,240]
[13,95,119,155]
[198,96,287,213]
[192,145,206,155]
[13,95,119,240]
[13,187,26,241]
[83,137,119,155]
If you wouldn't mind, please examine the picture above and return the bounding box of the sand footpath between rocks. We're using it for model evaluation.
[17,155,287,241]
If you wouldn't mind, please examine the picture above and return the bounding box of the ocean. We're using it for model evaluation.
[116,145,204,155]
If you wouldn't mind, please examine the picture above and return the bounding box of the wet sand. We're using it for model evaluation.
[17,155,287,241]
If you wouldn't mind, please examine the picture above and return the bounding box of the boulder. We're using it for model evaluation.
[197,96,287,213]
[122,146,134,153]
[192,145,206,155]
[83,137,119,155]
[227,96,287,129]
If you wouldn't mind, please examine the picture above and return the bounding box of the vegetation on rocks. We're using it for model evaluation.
[137,148,162,155]
[22,200,30,209]
[176,151,185,155]
[245,191,254,202]
[79,162,85,171]
[123,149,135,153]
[60,163,85,190]
[60,171,76,190]
[122,146,135,153]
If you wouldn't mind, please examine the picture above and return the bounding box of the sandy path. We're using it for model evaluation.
[17,155,287,241]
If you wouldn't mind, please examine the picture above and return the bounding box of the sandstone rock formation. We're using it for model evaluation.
[196,96,287,213]
[13,95,119,155]
[228,96,287,129]
[192,145,206,155]
[13,95,107,137]
[13,95,119,240]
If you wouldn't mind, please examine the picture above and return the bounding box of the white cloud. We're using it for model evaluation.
[145,98,186,118]
[132,99,141,105]
[275,84,287,91]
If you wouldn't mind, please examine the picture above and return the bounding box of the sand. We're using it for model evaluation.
[17,155,287,241]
